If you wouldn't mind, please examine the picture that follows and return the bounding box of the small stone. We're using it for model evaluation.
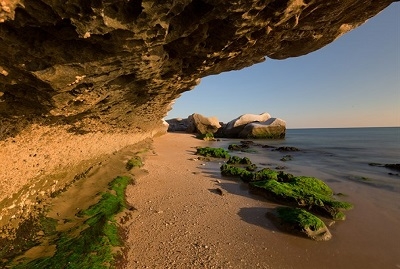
[215,188,225,196]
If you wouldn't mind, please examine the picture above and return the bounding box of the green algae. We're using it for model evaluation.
[126,156,143,170]
[13,176,132,269]
[196,147,230,158]
[220,164,253,180]
[227,156,252,165]
[220,165,280,183]
[276,206,325,231]
[219,160,352,220]
[196,132,215,141]
[250,175,352,220]
[228,144,248,151]
[198,146,352,238]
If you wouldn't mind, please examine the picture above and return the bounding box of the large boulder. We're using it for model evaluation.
[223,112,271,137]
[187,113,221,134]
[238,118,286,139]
[166,118,190,132]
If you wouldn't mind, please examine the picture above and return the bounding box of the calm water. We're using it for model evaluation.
[214,127,400,192]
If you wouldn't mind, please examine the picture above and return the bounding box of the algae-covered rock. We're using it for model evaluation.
[228,144,250,151]
[220,164,253,181]
[227,156,252,165]
[196,147,230,159]
[219,159,352,220]
[268,207,332,241]
[250,175,352,220]
[196,132,216,141]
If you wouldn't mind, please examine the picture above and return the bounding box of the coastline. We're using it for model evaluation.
[2,131,399,268]
[124,132,400,269]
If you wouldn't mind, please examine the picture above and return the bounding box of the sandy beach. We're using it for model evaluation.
[124,132,400,269]
[1,131,399,268]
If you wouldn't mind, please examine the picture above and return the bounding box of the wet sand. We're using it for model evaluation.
[124,132,400,269]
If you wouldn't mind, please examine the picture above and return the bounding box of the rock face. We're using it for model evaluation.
[0,1,395,201]
[0,0,394,139]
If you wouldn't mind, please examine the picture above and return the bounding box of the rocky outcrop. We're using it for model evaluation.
[0,1,395,139]
[0,0,396,207]
[166,113,221,134]
[218,112,285,138]
[167,112,284,138]
[223,112,272,137]
[238,118,286,139]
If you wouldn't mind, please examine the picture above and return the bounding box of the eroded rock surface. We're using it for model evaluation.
[187,113,221,134]
[238,117,286,139]
[0,0,394,138]
[0,0,395,202]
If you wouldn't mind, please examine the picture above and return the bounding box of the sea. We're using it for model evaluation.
[214,127,400,193]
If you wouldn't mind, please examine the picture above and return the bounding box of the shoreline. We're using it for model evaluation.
[124,132,400,269]
[1,131,399,268]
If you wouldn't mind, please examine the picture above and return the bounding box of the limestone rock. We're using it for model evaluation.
[238,118,286,139]
[187,113,221,134]
[223,112,271,137]
[0,0,394,140]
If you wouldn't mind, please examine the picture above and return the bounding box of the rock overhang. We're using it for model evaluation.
[0,0,395,139]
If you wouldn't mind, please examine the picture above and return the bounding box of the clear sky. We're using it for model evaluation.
[166,4,400,129]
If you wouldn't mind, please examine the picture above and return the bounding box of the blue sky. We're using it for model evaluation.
[166,4,400,129]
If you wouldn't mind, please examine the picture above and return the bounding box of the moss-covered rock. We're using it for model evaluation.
[227,156,252,165]
[246,163,258,171]
[219,159,351,220]
[196,132,215,141]
[220,164,253,181]
[226,155,242,164]
[196,147,230,158]
[252,168,280,182]
[228,144,250,151]
[267,207,332,241]
[250,176,352,220]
